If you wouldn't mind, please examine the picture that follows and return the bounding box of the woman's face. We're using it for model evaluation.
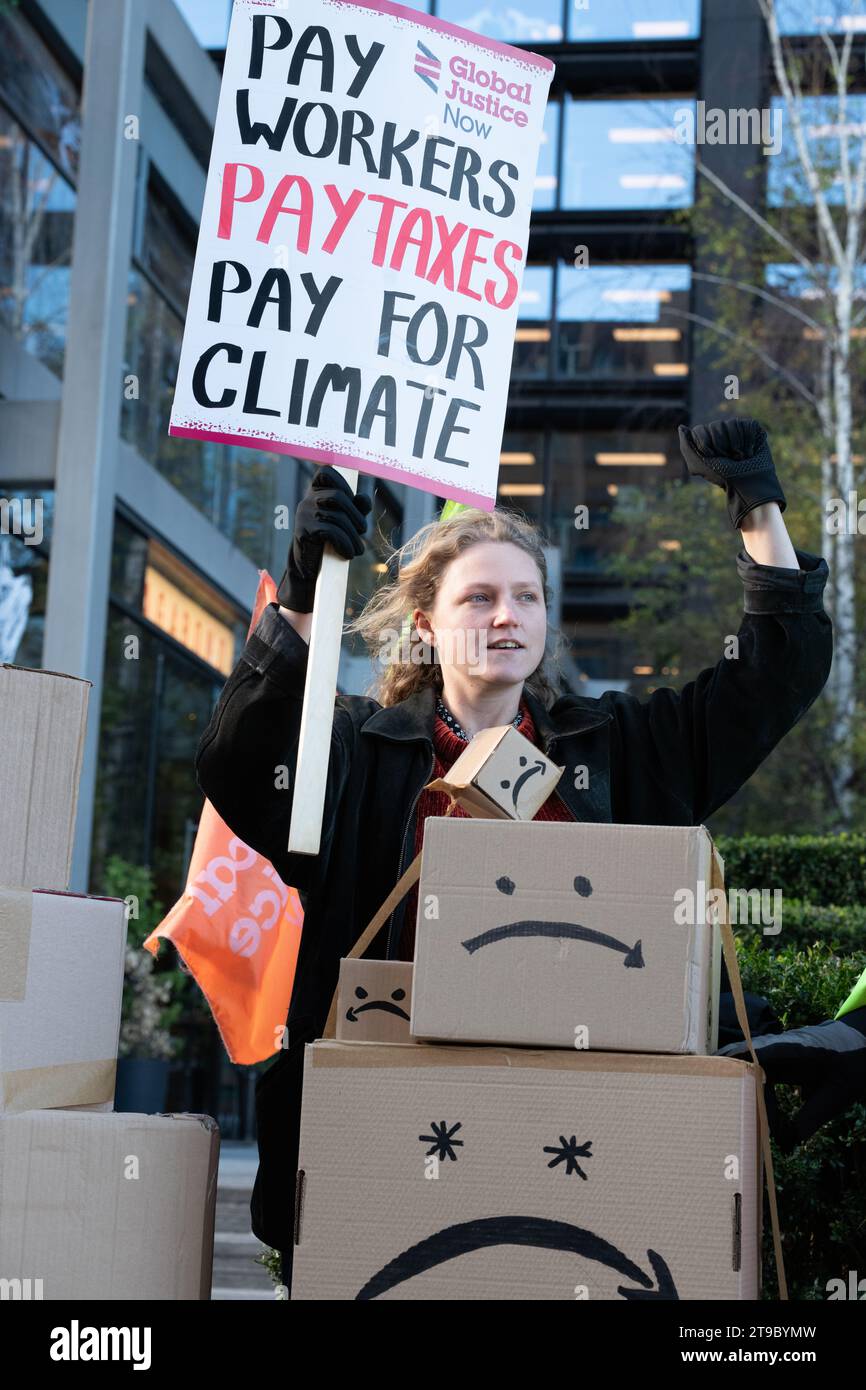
[413,541,548,692]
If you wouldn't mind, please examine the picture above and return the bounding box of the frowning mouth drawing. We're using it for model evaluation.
[459,874,645,966]
[345,986,410,1024]
[499,755,547,809]
[355,1217,678,1300]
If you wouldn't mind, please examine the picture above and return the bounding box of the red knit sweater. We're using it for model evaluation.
[398,698,574,960]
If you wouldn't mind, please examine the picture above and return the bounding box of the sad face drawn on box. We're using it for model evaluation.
[459,874,645,967]
[345,985,409,1025]
[355,1117,677,1299]
[497,754,549,814]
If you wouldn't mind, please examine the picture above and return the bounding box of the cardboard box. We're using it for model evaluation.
[0,888,127,1110]
[0,664,90,891]
[411,820,723,1053]
[335,960,414,1044]
[292,1041,761,1300]
[425,723,564,820]
[0,1110,219,1299]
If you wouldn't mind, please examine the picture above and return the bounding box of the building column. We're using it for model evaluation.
[42,0,146,891]
[690,0,768,420]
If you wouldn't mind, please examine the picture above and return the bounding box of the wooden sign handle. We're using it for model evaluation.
[287,465,359,856]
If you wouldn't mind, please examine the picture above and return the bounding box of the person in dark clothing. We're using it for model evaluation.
[194,417,834,1294]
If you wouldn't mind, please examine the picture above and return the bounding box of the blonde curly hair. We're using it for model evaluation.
[344,507,566,708]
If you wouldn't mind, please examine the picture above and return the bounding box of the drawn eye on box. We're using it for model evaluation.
[458,873,645,968]
[352,1121,681,1301]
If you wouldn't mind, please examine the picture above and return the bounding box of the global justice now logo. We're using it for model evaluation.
[413,41,534,139]
[414,40,441,93]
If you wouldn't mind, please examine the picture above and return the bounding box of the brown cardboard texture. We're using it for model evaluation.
[0,1110,219,1299]
[411,819,722,1053]
[0,888,128,1110]
[336,960,414,1043]
[425,723,563,820]
[292,1042,761,1301]
[0,664,90,890]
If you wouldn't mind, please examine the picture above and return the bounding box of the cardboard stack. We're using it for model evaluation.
[293,728,766,1301]
[0,663,219,1300]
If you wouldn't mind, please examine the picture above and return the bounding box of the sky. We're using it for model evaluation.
[173,0,233,49]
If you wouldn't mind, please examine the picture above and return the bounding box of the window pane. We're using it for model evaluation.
[555,263,691,378]
[534,98,560,209]
[0,110,76,376]
[173,0,232,49]
[121,269,283,563]
[549,428,679,570]
[777,0,866,35]
[0,489,53,666]
[562,98,695,209]
[767,94,866,207]
[497,429,545,523]
[142,182,195,313]
[92,611,159,876]
[0,10,81,183]
[513,263,553,377]
[560,615,634,691]
[437,0,563,42]
[568,0,700,41]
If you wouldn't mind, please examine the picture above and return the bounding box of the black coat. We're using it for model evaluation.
[195,545,832,1263]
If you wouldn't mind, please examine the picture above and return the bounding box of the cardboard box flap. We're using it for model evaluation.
[309,1038,757,1079]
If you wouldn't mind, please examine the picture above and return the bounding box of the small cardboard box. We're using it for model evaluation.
[292,1042,761,1300]
[410,820,723,1054]
[426,723,564,820]
[0,1110,220,1299]
[0,663,90,891]
[336,960,414,1044]
[0,888,128,1110]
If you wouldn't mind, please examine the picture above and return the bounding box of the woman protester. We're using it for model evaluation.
[195,416,838,1293]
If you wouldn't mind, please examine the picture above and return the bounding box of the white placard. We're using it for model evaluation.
[169,0,554,511]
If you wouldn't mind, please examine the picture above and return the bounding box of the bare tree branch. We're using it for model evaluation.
[694,158,816,271]
[690,269,831,334]
[660,305,821,408]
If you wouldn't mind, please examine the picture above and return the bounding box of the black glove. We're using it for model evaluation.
[716,1006,866,1152]
[277,466,372,613]
[677,416,787,529]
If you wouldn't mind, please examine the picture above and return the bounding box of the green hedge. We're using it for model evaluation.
[733,898,866,953]
[715,833,866,907]
[736,936,866,1300]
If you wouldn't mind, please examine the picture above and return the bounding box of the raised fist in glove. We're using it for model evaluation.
[716,1006,866,1153]
[277,466,373,614]
[677,416,787,530]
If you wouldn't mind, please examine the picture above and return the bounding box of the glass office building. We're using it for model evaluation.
[0,0,852,1126]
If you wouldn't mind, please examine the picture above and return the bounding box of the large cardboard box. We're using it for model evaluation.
[0,664,90,891]
[292,1041,761,1300]
[0,888,127,1110]
[0,1110,219,1299]
[411,820,723,1053]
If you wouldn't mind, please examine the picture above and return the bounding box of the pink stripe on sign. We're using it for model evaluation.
[168,425,496,511]
[326,0,556,72]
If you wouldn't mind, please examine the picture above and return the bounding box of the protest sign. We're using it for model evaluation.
[168,0,554,855]
[168,0,553,510]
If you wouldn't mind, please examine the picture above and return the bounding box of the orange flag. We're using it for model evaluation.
[144,571,303,1064]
